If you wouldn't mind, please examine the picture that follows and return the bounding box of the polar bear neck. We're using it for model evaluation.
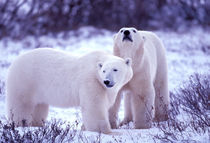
[119,42,145,71]
[95,73,119,108]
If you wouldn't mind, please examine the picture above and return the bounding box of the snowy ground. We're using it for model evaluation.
[0,26,209,142]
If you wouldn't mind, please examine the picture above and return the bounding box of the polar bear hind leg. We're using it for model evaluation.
[154,71,169,121]
[7,98,34,127]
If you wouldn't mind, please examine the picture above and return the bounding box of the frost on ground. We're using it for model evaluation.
[0,26,209,142]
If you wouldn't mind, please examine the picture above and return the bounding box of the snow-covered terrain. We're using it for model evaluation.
[0,26,209,142]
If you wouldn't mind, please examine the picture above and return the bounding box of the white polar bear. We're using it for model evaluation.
[109,27,170,129]
[6,48,133,134]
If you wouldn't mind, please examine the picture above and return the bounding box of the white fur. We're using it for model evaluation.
[109,27,170,129]
[6,48,133,134]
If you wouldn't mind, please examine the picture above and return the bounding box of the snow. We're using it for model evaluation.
[0,26,209,142]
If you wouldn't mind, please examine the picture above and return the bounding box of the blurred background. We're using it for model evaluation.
[0,0,209,39]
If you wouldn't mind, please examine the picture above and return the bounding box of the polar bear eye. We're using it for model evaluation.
[133,29,136,33]
[103,70,106,73]
[113,69,118,72]
[120,30,123,33]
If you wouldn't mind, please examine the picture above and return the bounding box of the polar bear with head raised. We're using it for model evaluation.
[109,27,170,129]
[6,48,133,134]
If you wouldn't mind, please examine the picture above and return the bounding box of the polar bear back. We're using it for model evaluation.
[138,31,167,83]
[7,48,84,108]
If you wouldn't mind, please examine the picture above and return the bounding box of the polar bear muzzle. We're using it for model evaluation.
[122,30,133,42]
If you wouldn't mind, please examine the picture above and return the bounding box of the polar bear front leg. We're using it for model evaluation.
[120,92,133,126]
[108,91,122,129]
[81,103,111,134]
[131,86,155,129]
[79,85,112,134]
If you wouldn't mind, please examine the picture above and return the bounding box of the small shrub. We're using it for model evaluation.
[0,119,79,142]
[154,73,210,142]
[0,119,110,142]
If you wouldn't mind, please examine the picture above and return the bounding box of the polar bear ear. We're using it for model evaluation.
[137,30,146,42]
[113,34,117,41]
[97,62,103,69]
[125,58,132,66]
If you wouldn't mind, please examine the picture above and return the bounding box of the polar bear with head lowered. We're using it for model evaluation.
[109,27,169,129]
[6,48,133,134]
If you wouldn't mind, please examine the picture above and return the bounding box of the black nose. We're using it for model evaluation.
[124,30,130,36]
[104,80,110,85]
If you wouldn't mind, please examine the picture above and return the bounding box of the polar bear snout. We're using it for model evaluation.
[124,30,130,36]
[123,30,133,42]
[104,80,110,85]
[103,79,115,88]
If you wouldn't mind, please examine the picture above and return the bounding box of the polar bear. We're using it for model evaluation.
[6,48,133,134]
[109,27,169,129]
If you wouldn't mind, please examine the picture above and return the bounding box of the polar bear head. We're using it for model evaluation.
[113,27,145,60]
[97,57,133,89]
